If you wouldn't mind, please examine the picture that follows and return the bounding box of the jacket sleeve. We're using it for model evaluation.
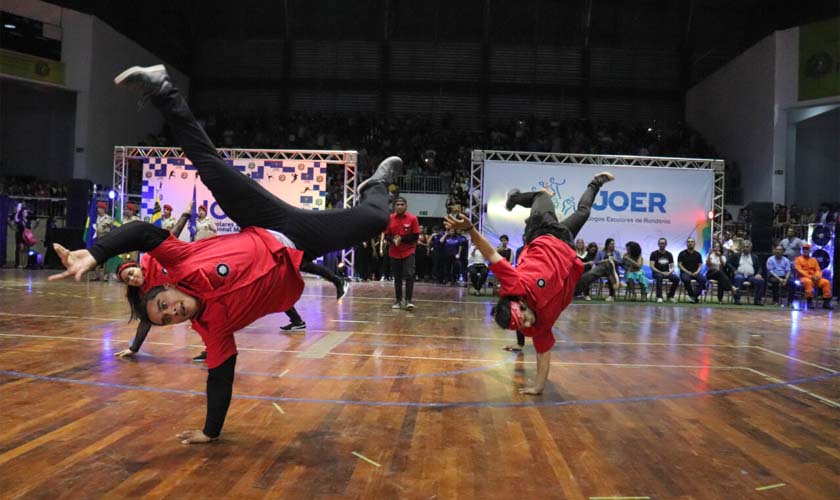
[171,212,191,239]
[129,321,152,352]
[203,354,237,438]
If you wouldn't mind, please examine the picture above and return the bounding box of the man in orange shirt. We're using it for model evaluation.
[794,243,833,309]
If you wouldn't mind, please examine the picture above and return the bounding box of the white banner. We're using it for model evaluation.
[141,158,328,240]
[401,193,449,218]
[482,161,714,256]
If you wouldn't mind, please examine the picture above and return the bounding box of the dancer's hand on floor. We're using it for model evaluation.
[49,244,97,281]
[176,429,216,445]
[518,386,543,395]
[115,349,135,358]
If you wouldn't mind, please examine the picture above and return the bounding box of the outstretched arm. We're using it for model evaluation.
[444,215,502,264]
[49,222,171,281]
[520,350,551,395]
[115,321,152,357]
[171,202,193,238]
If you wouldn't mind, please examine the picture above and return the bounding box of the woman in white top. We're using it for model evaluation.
[466,242,489,295]
[705,241,737,302]
[194,204,218,240]
[574,238,587,259]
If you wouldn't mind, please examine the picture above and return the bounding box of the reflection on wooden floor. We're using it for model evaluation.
[1,270,838,499]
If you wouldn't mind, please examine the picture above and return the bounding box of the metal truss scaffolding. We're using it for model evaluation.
[113,146,359,273]
[469,150,725,236]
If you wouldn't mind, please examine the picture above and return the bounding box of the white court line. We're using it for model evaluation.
[751,346,838,374]
[0,311,122,322]
[744,367,840,408]
[329,320,375,324]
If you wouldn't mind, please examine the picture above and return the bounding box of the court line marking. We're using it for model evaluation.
[297,332,352,359]
[589,497,650,500]
[744,368,840,408]
[272,402,286,415]
[754,483,785,491]
[751,346,837,373]
[351,451,381,467]
[1,369,837,409]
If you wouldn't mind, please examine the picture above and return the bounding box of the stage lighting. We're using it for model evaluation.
[3,24,16,29]
[708,210,714,220]
[108,190,116,200]
[28,250,35,257]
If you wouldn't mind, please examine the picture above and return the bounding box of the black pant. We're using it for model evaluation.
[300,260,341,288]
[574,260,617,296]
[652,273,680,298]
[767,274,792,302]
[706,269,733,301]
[468,264,489,291]
[516,331,525,347]
[444,255,461,283]
[509,181,600,246]
[391,253,416,302]
[285,307,304,324]
[151,86,390,260]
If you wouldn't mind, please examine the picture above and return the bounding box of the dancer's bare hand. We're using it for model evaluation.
[48,244,97,281]
[176,429,216,445]
[444,214,473,232]
[115,349,136,358]
[519,386,544,395]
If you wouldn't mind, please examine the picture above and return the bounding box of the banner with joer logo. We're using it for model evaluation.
[482,161,714,256]
[142,158,328,240]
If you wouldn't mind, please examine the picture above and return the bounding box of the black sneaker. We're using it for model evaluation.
[336,279,351,300]
[280,322,306,332]
[357,156,402,193]
[114,64,171,103]
[504,189,520,211]
[823,299,834,310]
[192,351,207,362]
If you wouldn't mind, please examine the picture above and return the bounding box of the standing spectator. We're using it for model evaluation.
[779,227,803,261]
[441,228,465,284]
[649,237,680,303]
[794,243,833,309]
[161,204,177,232]
[8,205,38,269]
[726,240,766,305]
[677,237,706,304]
[385,196,420,310]
[622,241,649,300]
[430,226,446,283]
[496,234,513,263]
[194,204,218,240]
[91,202,114,280]
[123,203,141,223]
[416,226,432,280]
[765,244,792,307]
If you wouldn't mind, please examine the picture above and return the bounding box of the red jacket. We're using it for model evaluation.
[489,236,583,353]
[146,227,305,368]
[385,211,420,259]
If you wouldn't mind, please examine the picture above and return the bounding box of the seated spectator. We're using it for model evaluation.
[779,227,803,261]
[575,239,619,301]
[466,241,489,295]
[705,241,737,303]
[574,238,587,260]
[766,244,793,307]
[794,243,833,310]
[677,237,706,304]
[649,237,680,303]
[726,240,766,305]
[622,241,648,300]
[496,234,513,263]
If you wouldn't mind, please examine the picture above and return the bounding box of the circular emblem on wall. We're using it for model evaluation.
[248,162,256,169]
[805,52,833,78]
[35,61,50,76]
[279,175,286,182]
[298,163,306,171]
[316,199,323,206]
[216,263,230,277]
[181,172,189,179]
[316,175,324,183]
[536,278,546,288]
[145,172,153,178]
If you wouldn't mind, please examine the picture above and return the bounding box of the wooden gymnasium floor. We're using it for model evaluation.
[0,270,838,500]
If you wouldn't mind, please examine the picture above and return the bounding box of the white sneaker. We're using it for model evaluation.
[669,297,678,303]
[657,297,663,303]
[584,295,592,301]
[391,302,402,309]
[405,302,415,311]
[605,296,614,302]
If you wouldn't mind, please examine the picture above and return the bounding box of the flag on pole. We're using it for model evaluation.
[189,183,198,241]
[150,184,163,227]
[83,193,98,249]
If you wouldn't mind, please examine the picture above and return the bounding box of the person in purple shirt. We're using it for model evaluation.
[765,244,792,306]
[441,228,466,284]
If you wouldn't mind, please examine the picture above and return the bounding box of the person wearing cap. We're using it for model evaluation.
[50,63,396,445]
[385,196,420,310]
[195,204,217,240]
[445,171,614,395]
[794,242,833,309]
[91,202,115,281]
[123,202,141,223]
[161,204,177,232]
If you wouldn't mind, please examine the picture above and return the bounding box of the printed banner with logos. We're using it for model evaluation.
[482,161,714,257]
[0,48,65,85]
[142,158,327,240]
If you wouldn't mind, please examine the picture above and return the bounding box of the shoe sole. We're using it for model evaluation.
[114,64,166,85]
[337,282,351,300]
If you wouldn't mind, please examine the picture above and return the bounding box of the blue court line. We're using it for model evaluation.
[2,370,838,409]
